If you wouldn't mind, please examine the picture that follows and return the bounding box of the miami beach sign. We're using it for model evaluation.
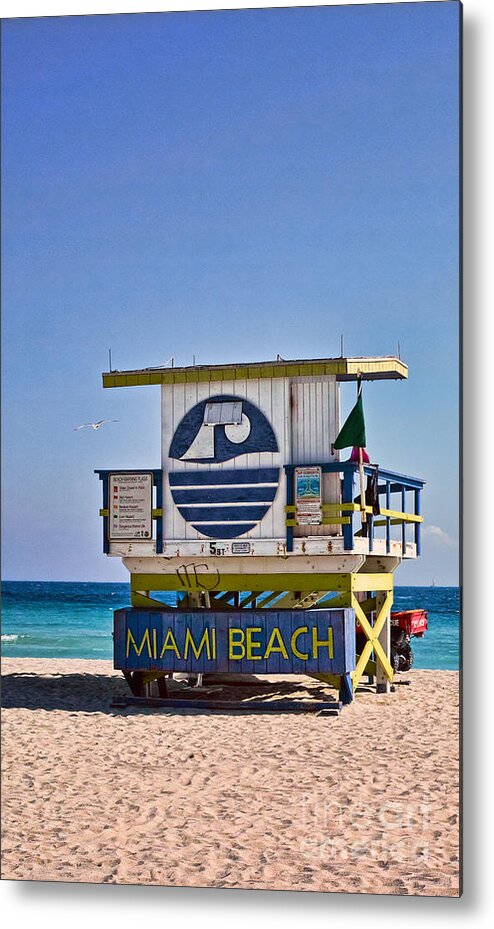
[114,607,356,676]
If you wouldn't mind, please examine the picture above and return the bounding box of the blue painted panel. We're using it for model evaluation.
[169,468,279,486]
[114,610,127,667]
[179,505,269,522]
[216,609,230,673]
[172,485,278,504]
[169,463,280,540]
[169,395,278,464]
[114,608,356,676]
[191,522,256,538]
[288,611,310,676]
[343,608,357,671]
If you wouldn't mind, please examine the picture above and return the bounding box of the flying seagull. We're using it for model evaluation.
[74,420,118,431]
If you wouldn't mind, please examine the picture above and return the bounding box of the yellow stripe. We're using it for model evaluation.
[378,507,422,523]
[322,503,422,522]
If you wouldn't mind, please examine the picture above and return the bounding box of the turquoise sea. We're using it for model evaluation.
[1,582,460,670]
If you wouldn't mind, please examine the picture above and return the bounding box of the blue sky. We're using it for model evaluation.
[2,2,460,584]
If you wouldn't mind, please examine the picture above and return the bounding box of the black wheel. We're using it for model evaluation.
[391,646,401,673]
[399,643,414,673]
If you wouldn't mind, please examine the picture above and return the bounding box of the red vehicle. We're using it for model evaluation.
[356,609,428,673]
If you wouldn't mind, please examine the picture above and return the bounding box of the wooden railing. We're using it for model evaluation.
[284,462,424,555]
[95,469,163,554]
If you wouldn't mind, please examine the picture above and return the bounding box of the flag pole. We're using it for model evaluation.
[357,377,366,523]
[359,444,367,523]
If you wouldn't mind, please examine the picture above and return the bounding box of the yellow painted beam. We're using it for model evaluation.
[286,517,350,526]
[323,503,422,523]
[131,590,171,609]
[351,573,394,593]
[309,672,342,689]
[352,595,394,686]
[315,593,351,609]
[352,640,374,690]
[102,356,408,388]
[379,507,422,523]
[131,571,356,594]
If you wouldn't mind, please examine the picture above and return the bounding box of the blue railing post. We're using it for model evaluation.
[401,487,407,553]
[155,469,163,554]
[414,489,421,555]
[285,466,294,553]
[101,473,109,554]
[386,481,391,554]
[342,466,355,551]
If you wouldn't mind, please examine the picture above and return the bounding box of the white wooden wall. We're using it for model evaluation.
[290,377,341,537]
[161,378,289,541]
[290,377,339,463]
[161,375,340,542]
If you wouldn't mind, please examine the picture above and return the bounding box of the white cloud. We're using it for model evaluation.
[423,525,458,549]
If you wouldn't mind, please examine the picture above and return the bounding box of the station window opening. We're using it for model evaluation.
[203,400,243,425]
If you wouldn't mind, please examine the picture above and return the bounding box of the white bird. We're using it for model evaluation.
[74,420,118,431]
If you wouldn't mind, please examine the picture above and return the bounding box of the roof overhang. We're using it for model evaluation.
[102,356,408,388]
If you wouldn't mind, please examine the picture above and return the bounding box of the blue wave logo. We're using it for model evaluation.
[168,395,279,539]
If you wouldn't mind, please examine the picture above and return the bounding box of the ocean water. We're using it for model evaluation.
[1,581,460,670]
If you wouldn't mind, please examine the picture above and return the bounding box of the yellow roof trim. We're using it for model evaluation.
[102,356,408,388]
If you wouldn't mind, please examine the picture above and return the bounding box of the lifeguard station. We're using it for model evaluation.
[96,355,424,709]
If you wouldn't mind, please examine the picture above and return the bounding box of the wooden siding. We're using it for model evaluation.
[161,378,289,542]
[114,607,356,676]
[290,377,341,534]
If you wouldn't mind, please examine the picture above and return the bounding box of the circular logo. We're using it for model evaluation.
[168,395,279,539]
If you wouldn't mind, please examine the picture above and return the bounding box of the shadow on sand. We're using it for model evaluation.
[1,670,339,715]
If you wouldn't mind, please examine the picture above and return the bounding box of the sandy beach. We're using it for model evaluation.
[1,658,460,895]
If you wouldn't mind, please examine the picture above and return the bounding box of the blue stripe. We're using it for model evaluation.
[169,467,279,487]
[192,522,256,539]
[178,505,269,522]
[171,485,278,504]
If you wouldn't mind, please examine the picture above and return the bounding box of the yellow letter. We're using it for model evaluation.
[312,626,334,659]
[126,627,152,658]
[264,627,289,660]
[246,627,262,660]
[160,628,181,658]
[291,626,309,660]
[229,628,245,659]
[184,627,211,661]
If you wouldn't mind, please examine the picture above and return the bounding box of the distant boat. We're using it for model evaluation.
[431,579,436,587]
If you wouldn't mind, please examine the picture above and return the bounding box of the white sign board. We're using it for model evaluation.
[295,466,322,523]
[109,473,153,540]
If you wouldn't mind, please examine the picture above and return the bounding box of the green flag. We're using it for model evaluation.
[333,393,366,449]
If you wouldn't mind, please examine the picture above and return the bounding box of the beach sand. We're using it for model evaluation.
[1,658,460,895]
